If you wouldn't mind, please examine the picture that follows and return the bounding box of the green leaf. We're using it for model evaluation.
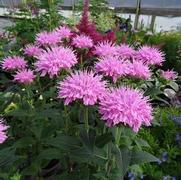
[95,133,113,148]
[45,134,81,151]
[111,145,131,179]
[168,81,179,91]
[14,137,35,148]
[131,151,159,165]
[37,148,62,161]
[80,129,96,152]
[135,139,150,148]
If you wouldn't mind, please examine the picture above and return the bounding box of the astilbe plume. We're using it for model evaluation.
[95,56,128,82]
[2,56,27,71]
[55,26,72,39]
[94,41,118,57]
[0,119,8,144]
[24,44,43,57]
[72,34,93,49]
[116,44,135,60]
[127,61,151,80]
[76,0,116,43]
[35,31,61,46]
[35,47,77,78]
[99,87,153,132]
[135,45,165,66]
[14,69,35,84]
[58,71,107,105]
[160,69,177,80]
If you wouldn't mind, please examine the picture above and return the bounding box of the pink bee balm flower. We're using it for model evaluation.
[1,56,27,71]
[72,35,93,49]
[160,70,177,80]
[58,71,107,105]
[116,44,135,60]
[135,45,165,66]
[14,69,35,84]
[55,26,72,39]
[127,61,151,79]
[95,56,128,82]
[99,87,153,132]
[35,31,61,46]
[0,119,8,144]
[24,44,43,57]
[94,41,118,57]
[35,47,77,78]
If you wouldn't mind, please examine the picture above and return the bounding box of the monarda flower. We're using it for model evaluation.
[35,31,61,46]
[24,44,43,57]
[55,26,72,39]
[0,119,8,144]
[58,71,107,105]
[14,69,35,84]
[1,56,27,71]
[35,47,77,78]
[160,70,177,80]
[99,87,153,132]
[94,41,118,57]
[127,61,151,80]
[135,45,165,66]
[95,56,128,82]
[116,44,135,60]
[72,34,93,49]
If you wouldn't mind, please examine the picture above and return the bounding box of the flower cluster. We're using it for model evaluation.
[14,69,35,84]
[72,35,93,49]
[116,44,135,60]
[35,31,61,46]
[24,44,43,57]
[94,41,118,57]
[95,56,128,82]
[58,71,107,105]
[160,70,177,80]
[55,26,72,39]
[99,87,153,132]
[2,56,27,71]
[35,47,77,78]
[135,46,165,65]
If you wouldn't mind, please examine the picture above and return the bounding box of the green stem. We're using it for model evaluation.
[64,105,69,133]
[84,106,89,132]
[115,127,121,147]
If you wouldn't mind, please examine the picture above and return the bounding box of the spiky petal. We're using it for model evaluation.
[58,71,107,105]
[99,87,153,132]
[1,56,27,71]
[35,47,77,78]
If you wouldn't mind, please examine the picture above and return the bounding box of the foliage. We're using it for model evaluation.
[128,107,181,179]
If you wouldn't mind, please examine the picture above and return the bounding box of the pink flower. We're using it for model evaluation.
[35,47,77,78]
[116,44,135,60]
[14,69,35,84]
[72,34,93,49]
[135,46,165,66]
[24,44,43,57]
[161,70,177,80]
[0,119,8,144]
[127,61,151,79]
[99,87,153,132]
[95,56,128,82]
[94,41,118,57]
[55,26,72,39]
[58,71,107,105]
[1,56,27,71]
[35,31,61,46]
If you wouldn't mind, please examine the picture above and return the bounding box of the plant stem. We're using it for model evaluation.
[64,105,69,133]
[115,127,121,147]
[84,106,89,132]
